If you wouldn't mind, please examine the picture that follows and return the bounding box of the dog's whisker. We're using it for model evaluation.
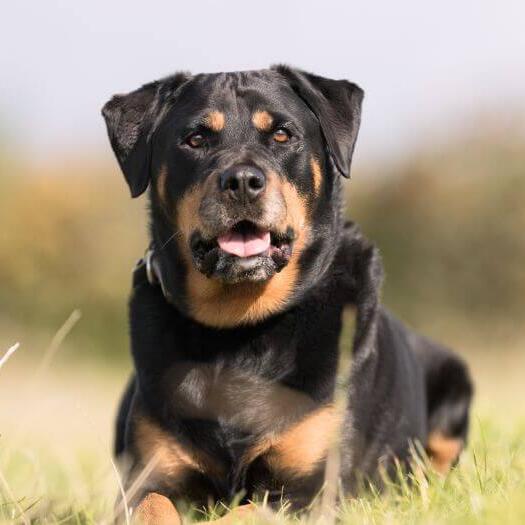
[158,230,183,251]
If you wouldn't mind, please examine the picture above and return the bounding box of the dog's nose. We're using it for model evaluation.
[219,165,266,202]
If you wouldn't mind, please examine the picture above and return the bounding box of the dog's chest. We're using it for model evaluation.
[162,307,341,428]
[134,299,344,500]
[163,355,340,501]
[158,314,340,492]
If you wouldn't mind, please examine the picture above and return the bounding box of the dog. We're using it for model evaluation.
[102,66,473,524]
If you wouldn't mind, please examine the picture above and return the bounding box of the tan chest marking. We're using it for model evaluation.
[134,415,223,480]
[244,405,342,478]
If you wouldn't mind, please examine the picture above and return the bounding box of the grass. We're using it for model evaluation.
[0,325,524,524]
[0,127,524,522]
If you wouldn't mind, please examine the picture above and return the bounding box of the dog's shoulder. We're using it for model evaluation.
[328,221,383,306]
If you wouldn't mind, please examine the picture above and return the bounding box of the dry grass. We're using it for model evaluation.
[0,324,524,524]
[1,128,524,522]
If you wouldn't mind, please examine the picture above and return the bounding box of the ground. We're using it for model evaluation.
[0,334,524,525]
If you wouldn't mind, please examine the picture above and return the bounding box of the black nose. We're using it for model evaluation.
[219,165,266,202]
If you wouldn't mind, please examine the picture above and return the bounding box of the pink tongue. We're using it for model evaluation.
[217,229,271,257]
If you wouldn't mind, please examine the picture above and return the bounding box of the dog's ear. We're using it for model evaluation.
[273,65,364,178]
[101,72,190,197]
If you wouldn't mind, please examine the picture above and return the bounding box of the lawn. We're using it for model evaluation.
[1,331,524,525]
[1,137,523,523]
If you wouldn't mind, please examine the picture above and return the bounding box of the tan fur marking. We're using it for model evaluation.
[207,504,256,525]
[156,164,168,207]
[204,111,225,132]
[134,416,222,479]
[427,432,463,474]
[179,178,310,327]
[310,157,322,195]
[133,492,181,525]
[242,406,341,477]
[276,178,309,233]
[177,184,210,239]
[252,110,273,132]
[266,405,342,476]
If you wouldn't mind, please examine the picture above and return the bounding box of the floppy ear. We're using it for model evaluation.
[273,65,364,178]
[101,73,189,197]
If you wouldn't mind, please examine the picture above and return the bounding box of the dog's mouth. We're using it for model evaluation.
[217,221,293,258]
[217,222,271,258]
[190,221,295,283]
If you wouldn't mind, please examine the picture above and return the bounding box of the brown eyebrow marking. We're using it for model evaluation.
[203,111,225,132]
[252,110,273,132]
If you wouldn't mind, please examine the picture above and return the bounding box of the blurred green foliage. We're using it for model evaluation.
[0,159,147,361]
[0,132,523,362]
[351,135,525,342]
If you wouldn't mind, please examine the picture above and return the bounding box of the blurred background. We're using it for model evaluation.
[0,0,524,519]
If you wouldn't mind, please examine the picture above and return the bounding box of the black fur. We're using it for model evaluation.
[103,66,473,515]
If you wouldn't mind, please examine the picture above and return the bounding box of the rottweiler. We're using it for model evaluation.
[102,66,473,524]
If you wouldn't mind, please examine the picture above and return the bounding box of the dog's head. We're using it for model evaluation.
[102,66,363,327]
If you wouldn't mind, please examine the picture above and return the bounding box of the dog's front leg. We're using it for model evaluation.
[206,504,257,524]
[131,492,181,525]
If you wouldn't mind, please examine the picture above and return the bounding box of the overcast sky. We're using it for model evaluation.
[1,0,524,164]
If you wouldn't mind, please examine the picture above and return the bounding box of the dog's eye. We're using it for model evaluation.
[273,128,291,143]
[185,133,205,148]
